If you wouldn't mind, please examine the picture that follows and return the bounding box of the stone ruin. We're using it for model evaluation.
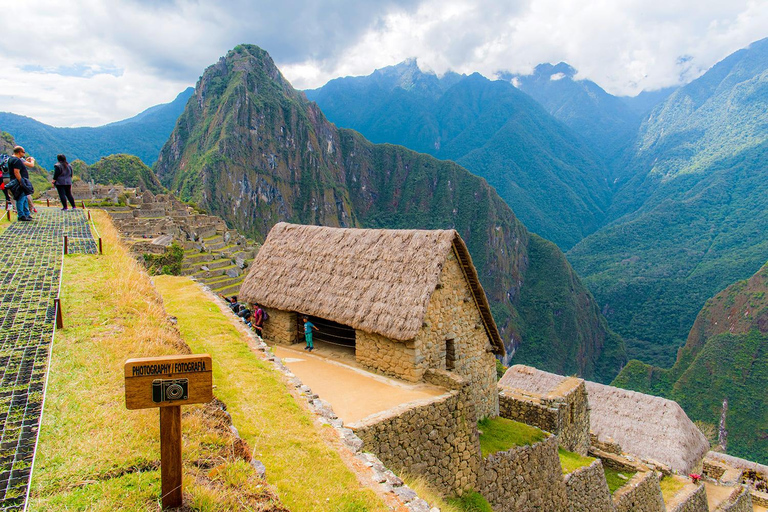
[67,184,260,297]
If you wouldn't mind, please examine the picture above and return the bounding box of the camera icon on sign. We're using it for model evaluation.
[152,378,189,403]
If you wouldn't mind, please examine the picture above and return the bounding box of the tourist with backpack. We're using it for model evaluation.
[0,154,13,211]
[52,154,76,210]
[7,146,35,221]
[252,304,266,336]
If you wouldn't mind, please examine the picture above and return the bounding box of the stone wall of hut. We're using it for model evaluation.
[498,378,590,455]
[612,471,665,512]
[353,251,498,419]
[262,308,296,345]
[349,385,480,496]
[478,434,569,511]
[415,251,499,420]
[563,459,613,512]
[355,331,420,381]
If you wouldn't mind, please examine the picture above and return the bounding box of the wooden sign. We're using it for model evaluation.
[125,354,213,509]
[124,354,212,410]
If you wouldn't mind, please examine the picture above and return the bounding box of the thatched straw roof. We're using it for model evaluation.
[585,380,710,473]
[498,365,710,473]
[240,223,504,354]
[498,364,569,397]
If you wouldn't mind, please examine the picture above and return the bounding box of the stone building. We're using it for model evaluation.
[239,222,505,419]
[499,365,710,474]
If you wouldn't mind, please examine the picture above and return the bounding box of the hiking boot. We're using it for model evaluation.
[18,216,32,222]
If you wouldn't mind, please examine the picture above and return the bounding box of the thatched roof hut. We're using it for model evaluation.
[584,380,710,474]
[498,365,710,473]
[239,222,504,354]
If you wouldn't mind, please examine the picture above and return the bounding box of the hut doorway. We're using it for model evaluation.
[296,314,356,357]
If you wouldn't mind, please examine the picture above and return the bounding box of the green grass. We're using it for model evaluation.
[558,448,595,474]
[445,491,493,511]
[154,275,387,511]
[659,475,687,502]
[478,417,547,457]
[29,211,284,511]
[603,467,635,494]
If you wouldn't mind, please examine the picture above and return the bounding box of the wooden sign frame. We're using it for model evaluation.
[125,354,213,509]
[124,354,212,410]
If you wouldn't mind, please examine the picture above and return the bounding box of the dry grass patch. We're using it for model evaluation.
[153,275,387,511]
[659,475,688,502]
[29,210,285,511]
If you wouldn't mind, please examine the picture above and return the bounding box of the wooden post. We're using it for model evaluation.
[124,354,212,510]
[54,298,63,329]
[47,198,50,207]
[160,406,183,509]
[87,210,91,220]
[6,210,9,221]
[81,200,85,209]
[99,237,103,255]
[63,235,68,255]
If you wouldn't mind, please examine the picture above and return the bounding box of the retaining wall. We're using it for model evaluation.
[666,484,708,512]
[612,471,665,512]
[498,377,589,455]
[350,387,480,495]
[478,434,569,511]
[564,458,613,512]
[715,486,753,512]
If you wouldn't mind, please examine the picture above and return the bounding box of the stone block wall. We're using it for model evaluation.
[263,308,296,345]
[356,330,420,382]
[498,377,590,455]
[612,471,665,512]
[716,486,754,512]
[479,435,569,511]
[564,459,613,512]
[666,484,707,512]
[414,250,499,420]
[350,387,480,495]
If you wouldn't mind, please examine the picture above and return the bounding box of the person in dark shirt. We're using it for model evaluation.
[8,146,35,221]
[52,154,76,210]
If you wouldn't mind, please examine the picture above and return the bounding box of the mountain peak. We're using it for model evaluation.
[532,62,577,80]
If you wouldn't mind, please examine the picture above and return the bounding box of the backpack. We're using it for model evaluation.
[261,308,269,321]
[0,154,9,178]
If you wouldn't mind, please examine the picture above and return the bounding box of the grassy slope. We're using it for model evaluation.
[613,263,768,464]
[477,417,546,457]
[30,211,281,510]
[153,275,386,511]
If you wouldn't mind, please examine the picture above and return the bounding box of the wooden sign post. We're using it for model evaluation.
[125,354,213,509]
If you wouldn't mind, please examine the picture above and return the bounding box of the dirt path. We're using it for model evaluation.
[704,481,738,510]
[274,345,446,424]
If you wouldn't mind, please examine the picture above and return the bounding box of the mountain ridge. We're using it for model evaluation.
[154,44,626,382]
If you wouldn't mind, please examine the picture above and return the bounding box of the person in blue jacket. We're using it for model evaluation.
[302,316,319,351]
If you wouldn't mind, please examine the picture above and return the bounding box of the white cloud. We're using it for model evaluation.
[0,0,766,126]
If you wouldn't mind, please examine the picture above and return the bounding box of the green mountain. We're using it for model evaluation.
[568,37,768,366]
[0,87,193,169]
[613,262,768,464]
[306,61,612,250]
[154,44,626,382]
[504,62,642,166]
[80,154,165,194]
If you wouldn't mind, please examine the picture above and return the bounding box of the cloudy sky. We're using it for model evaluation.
[1,0,766,127]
